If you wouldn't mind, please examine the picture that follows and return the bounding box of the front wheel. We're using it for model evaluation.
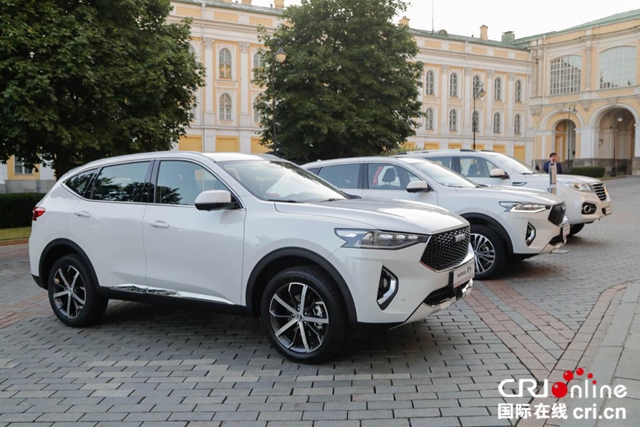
[470,225,506,280]
[569,223,585,236]
[261,266,349,364]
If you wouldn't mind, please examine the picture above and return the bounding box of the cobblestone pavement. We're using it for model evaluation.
[0,177,638,427]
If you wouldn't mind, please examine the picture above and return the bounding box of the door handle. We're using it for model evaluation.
[149,220,170,229]
[74,211,91,218]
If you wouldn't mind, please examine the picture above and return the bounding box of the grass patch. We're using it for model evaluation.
[0,227,31,241]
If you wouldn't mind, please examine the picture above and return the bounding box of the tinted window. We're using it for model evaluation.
[424,156,453,169]
[92,162,150,203]
[155,161,226,206]
[460,157,500,178]
[367,163,420,191]
[318,164,360,189]
[65,169,96,198]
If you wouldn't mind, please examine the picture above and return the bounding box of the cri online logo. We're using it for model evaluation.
[499,367,627,399]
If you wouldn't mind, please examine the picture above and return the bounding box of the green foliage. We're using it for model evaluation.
[254,0,423,163]
[568,166,605,178]
[0,193,44,228]
[0,0,205,177]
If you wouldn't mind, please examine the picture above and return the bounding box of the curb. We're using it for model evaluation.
[0,239,28,247]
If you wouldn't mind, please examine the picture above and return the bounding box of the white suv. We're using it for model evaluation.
[400,150,612,236]
[304,157,569,279]
[29,152,474,363]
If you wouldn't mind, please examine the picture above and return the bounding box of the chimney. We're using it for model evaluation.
[274,0,284,8]
[501,31,515,44]
[480,25,488,40]
[399,17,410,27]
[242,0,252,4]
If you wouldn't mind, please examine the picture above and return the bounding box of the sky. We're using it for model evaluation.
[249,0,640,40]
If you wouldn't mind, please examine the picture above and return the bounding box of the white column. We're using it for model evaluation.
[634,123,640,159]
[577,126,596,159]
[440,65,449,132]
[203,38,216,126]
[463,67,472,136]
[240,131,252,154]
[239,42,251,128]
[507,73,515,136]
[485,70,494,134]
[204,129,216,152]
[584,46,592,91]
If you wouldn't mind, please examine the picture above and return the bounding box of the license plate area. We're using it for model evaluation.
[604,206,612,216]
[561,223,570,239]
[450,261,474,288]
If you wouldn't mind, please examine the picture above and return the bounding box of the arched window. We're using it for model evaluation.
[599,46,636,89]
[449,109,457,131]
[514,114,522,135]
[494,78,502,101]
[515,80,522,102]
[253,52,264,70]
[493,112,501,134]
[425,108,434,130]
[550,55,581,95]
[219,48,232,79]
[472,111,479,133]
[425,70,435,95]
[449,73,458,97]
[220,94,232,121]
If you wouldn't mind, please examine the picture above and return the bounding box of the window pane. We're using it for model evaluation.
[600,47,636,89]
[515,114,521,134]
[425,108,433,130]
[449,73,458,97]
[368,163,418,191]
[426,71,434,95]
[92,162,150,203]
[449,110,457,131]
[425,156,453,169]
[219,49,232,78]
[460,157,499,178]
[515,80,522,102]
[550,55,581,95]
[65,169,96,198]
[318,164,360,189]
[494,78,501,100]
[155,161,225,206]
[14,158,32,175]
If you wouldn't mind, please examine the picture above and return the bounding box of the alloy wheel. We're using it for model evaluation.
[51,266,86,319]
[470,233,496,275]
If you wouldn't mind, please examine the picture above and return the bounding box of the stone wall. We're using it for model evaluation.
[3,180,55,194]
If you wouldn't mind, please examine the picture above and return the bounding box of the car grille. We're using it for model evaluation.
[421,226,470,271]
[548,204,566,226]
[591,183,607,201]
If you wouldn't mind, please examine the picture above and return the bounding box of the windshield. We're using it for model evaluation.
[219,160,347,203]
[489,153,538,175]
[402,159,477,189]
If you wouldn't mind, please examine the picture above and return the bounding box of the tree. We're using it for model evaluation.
[254,0,423,163]
[0,0,204,178]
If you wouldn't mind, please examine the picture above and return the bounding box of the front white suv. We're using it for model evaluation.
[29,152,474,363]
[304,157,569,279]
[400,150,612,236]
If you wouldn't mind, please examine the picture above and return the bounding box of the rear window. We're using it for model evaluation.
[91,162,150,203]
[65,169,97,198]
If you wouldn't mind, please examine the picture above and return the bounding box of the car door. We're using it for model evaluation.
[363,162,438,205]
[67,161,152,288]
[143,160,246,305]
[459,156,511,186]
[316,163,363,197]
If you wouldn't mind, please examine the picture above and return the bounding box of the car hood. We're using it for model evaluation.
[274,198,468,234]
[456,185,564,205]
[557,174,602,184]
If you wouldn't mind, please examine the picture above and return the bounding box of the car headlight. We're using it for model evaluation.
[335,229,428,249]
[499,202,547,214]
[566,182,593,192]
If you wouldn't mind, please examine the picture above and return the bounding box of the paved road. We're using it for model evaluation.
[0,177,638,427]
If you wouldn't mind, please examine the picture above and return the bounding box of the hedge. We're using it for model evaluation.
[0,193,45,229]
[567,166,605,178]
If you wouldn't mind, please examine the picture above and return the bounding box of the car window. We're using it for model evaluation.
[155,161,227,206]
[367,163,420,191]
[460,157,500,178]
[318,164,361,189]
[91,162,150,203]
[425,156,453,170]
[65,169,97,198]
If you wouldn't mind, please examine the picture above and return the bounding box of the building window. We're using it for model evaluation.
[550,55,581,95]
[494,78,502,101]
[514,114,522,135]
[253,99,261,125]
[449,109,457,131]
[599,46,636,89]
[515,80,522,102]
[493,112,501,134]
[472,111,479,133]
[425,70,435,95]
[253,52,264,71]
[14,158,33,175]
[449,73,458,97]
[219,48,232,79]
[425,108,434,130]
[220,94,232,121]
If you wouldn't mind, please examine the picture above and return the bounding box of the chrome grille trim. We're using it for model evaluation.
[591,183,607,201]
[420,226,470,271]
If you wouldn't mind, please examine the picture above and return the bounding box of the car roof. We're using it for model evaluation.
[304,156,418,166]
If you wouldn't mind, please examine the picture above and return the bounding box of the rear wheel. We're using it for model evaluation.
[47,254,108,327]
[569,223,585,236]
[470,225,506,280]
[261,266,348,363]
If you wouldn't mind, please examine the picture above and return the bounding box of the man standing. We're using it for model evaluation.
[543,152,563,174]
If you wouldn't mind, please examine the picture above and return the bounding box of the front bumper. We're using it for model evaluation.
[560,186,612,225]
[502,209,567,256]
[400,279,473,326]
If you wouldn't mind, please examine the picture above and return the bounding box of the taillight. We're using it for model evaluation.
[32,207,46,221]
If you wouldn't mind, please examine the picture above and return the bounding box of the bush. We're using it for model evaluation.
[567,166,605,178]
[0,193,45,228]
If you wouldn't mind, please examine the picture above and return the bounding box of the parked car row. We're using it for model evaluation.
[28,149,611,363]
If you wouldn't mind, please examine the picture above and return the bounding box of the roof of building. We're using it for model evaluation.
[409,28,527,51]
[515,8,640,45]
[173,0,284,16]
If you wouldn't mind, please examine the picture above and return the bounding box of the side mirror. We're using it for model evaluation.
[195,190,237,211]
[490,168,509,179]
[406,181,431,193]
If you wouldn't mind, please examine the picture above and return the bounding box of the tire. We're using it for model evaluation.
[470,224,506,280]
[569,223,585,236]
[47,254,108,327]
[260,265,349,363]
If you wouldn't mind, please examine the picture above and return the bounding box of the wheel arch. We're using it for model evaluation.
[39,239,99,291]
[245,248,357,323]
[460,213,514,256]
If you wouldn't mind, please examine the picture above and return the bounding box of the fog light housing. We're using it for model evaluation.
[582,203,597,215]
[377,267,399,310]
[525,222,536,246]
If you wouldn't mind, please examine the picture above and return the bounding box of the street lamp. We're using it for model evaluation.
[472,80,486,150]
[611,114,623,177]
[272,45,287,148]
